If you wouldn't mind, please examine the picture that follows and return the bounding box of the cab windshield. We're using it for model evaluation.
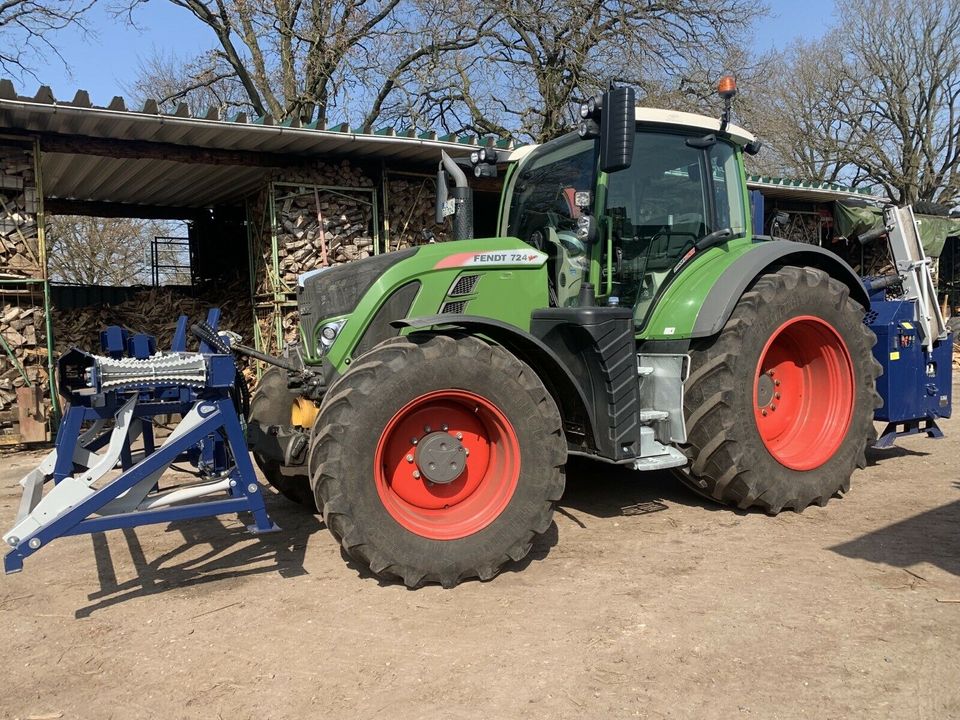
[605,132,746,326]
[505,134,595,240]
[505,134,596,306]
[503,129,746,318]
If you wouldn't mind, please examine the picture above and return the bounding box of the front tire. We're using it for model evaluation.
[308,334,566,587]
[677,266,881,513]
[248,367,316,510]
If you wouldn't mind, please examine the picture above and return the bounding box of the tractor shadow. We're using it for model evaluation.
[343,456,710,590]
[829,482,960,578]
[558,455,726,521]
[75,491,323,618]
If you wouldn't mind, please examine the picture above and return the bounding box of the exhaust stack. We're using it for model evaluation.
[436,150,474,240]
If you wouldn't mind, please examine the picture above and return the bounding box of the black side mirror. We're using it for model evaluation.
[599,85,635,173]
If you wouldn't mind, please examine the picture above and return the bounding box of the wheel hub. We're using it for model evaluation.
[414,431,467,484]
[756,372,776,408]
[374,389,521,540]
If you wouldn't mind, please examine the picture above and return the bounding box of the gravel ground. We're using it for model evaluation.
[1,407,959,719]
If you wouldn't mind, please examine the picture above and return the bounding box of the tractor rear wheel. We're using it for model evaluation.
[308,334,566,587]
[677,266,881,513]
[248,366,317,510]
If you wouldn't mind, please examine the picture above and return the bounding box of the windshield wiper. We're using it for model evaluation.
[694,227,733,251]
[686,134,717,149]
[672,228,734,272]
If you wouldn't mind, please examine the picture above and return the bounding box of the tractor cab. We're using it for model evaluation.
[498,98,756,330]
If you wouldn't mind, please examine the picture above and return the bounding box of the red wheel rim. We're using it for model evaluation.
[753,316,855,471]
[374,390,521,540]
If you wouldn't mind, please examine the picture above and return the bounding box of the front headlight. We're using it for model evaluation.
[318,318,347,353]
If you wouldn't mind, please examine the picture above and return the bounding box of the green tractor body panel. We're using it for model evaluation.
[318,237,549,373]
[637,236,757,340]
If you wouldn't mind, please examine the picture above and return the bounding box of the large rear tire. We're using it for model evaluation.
[308,334,566,587]
[248,367,317,510]
[677,266,881,513]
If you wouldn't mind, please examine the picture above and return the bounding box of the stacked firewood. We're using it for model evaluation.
[0,144,41,279]
[249,161,377,293]
[52,284,251,352]
[386,176,449,250]
[0,300,47,436]
[247,163,455,354]
[275,191,375,275]
[252,163,453,296]
[255,307,301,356]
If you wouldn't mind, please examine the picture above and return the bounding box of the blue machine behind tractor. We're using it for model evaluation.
[1,203,953,575]
[860,205,953,447]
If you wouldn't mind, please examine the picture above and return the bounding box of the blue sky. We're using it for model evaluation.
[26,0,839,106]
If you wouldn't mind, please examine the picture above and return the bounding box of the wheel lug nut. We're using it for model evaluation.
[441,424,448,431]
[413,470,421,479]
[406,454,414,463]
[411,437,418,445]
[762,409,768,416]
[774,392,781,399]
[774,380,781,386]
[456,432,463,440]
[424,425,431,433]
[464,449,469,456]
[771,405,777,411]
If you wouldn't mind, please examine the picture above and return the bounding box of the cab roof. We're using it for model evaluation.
[507,106,755,163]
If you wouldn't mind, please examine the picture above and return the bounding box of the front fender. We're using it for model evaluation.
[392,314,597,451]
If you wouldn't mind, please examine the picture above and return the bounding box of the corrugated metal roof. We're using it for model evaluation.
[747,174,886,204]
[0,81,894,212]
[0,81,516,211]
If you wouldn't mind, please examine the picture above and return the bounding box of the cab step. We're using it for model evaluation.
[639,408,669,424]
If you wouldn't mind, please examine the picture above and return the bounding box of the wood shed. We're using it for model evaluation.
[0,80,515,443]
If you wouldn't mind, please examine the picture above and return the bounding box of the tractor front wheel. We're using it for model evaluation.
[248,366,317,510]
[308,334,566,587]
[677,266,881,513]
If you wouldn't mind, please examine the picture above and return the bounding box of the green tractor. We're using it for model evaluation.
[248,81,880,587]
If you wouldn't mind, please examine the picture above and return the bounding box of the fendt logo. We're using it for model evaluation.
[435,250,548,269]
[472,252,540,263]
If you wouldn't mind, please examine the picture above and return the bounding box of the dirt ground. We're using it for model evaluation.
[2,407,960,720]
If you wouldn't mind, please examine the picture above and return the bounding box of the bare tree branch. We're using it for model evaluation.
[0,0,95,78]
[749,0,960,205]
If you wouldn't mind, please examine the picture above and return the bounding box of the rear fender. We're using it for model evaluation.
[643,239,869,341]
[691,240,869,339]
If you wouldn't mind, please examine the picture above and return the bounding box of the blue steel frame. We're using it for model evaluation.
[3,310,279,575]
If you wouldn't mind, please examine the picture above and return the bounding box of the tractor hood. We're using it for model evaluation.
[297,247,419,355]
[296,238,550,368]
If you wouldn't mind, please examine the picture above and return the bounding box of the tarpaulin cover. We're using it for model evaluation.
[833,202,960,258]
